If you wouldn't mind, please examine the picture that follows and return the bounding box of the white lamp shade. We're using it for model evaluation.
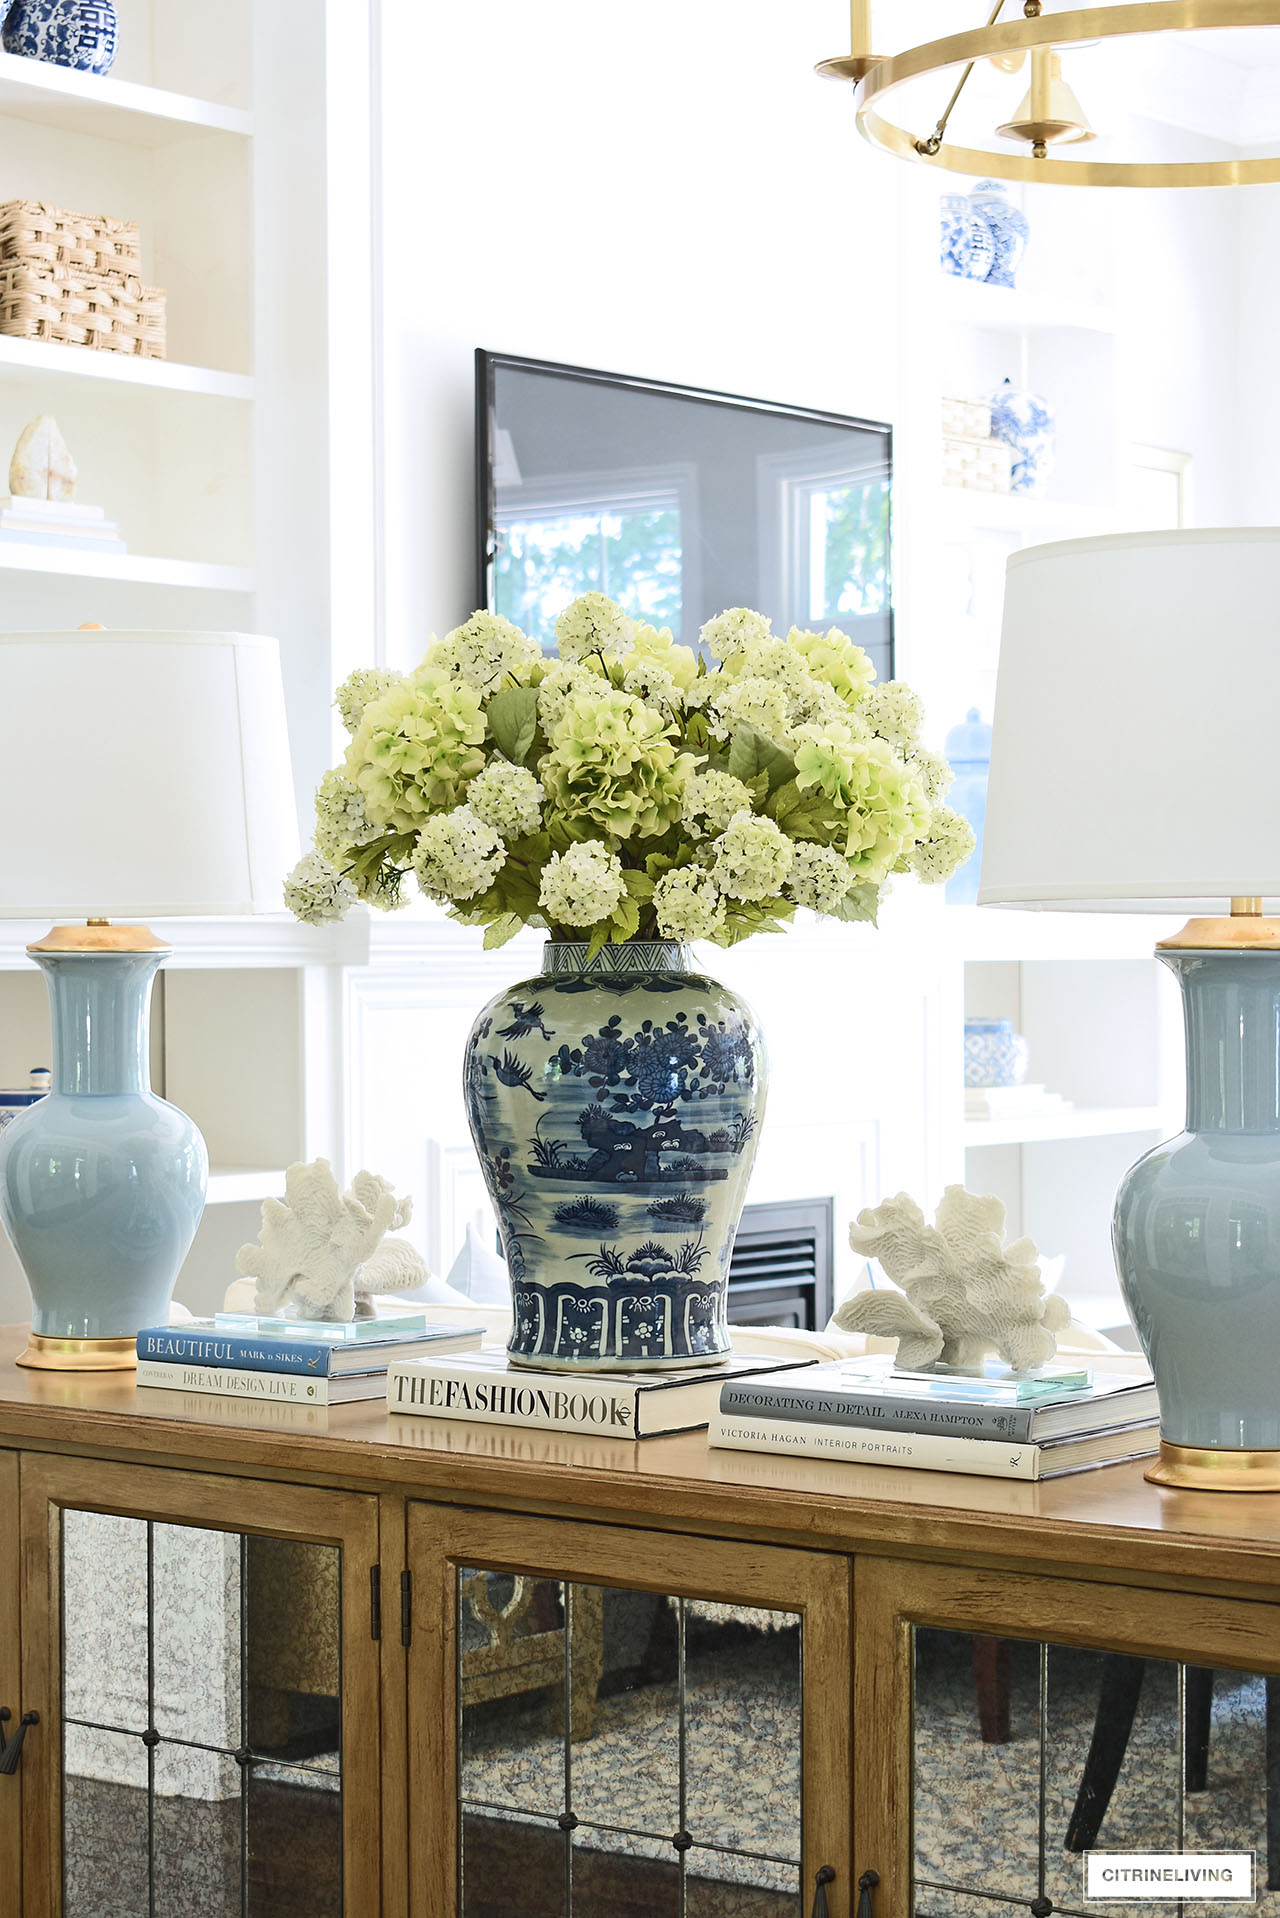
[979,528,1280,912]
[0,630,300,918]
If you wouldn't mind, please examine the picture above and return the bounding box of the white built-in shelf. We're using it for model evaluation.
[206,1169,287,1207]
[0,333,252,400]
[941,276,1116,336]
[0,545,254,592]
[936,485,1109,537]
[0,50,252,145]
[964,1104,1168,1149]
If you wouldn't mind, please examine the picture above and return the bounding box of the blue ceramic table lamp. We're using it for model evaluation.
[980,529,1280,1490]
[0,631,298,1370]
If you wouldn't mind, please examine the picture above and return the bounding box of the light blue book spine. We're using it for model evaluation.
[136,1328,343,1377]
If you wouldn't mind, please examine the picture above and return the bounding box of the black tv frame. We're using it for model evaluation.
[474,347,894,674]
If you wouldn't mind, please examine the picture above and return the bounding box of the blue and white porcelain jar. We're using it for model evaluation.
[1,0,116,72]
[967,180,1030,289]
[989,378,1056,495]
[944,708,993,906]
[465,939,766,1371]
[940,193,995,281]
[964,1018,1030,1089]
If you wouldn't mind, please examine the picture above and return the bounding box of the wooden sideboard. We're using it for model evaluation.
[1,1323,1279,1918]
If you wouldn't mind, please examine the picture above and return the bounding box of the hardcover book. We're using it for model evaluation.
[706,1410,1159,1480]
[135,1360,384,1404]
[137,1319,484,1377]
[387,1347,819,1438]
[719,1360,1157,1443]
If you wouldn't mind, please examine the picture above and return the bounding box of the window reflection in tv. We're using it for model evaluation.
[476,351,893,678]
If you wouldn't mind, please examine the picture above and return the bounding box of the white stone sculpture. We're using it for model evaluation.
[833,1184,1070,1372]
[235,1158,432,1321]
[9,414,76,500]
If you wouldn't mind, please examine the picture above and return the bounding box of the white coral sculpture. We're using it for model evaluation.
[235,1158,431,1321]
[832,1184,1070,1372]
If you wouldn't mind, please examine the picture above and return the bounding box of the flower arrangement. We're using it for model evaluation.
[285,594,974,951]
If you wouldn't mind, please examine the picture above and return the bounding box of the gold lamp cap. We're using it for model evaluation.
[997,51,1095,148]
[28,922,171,954]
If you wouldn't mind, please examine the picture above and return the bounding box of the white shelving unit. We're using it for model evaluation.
[0,2,376,1323]
[895,173,1183,1339]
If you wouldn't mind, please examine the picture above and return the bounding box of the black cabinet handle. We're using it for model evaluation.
[0,1707,38,1775]
[812,1865,836,1917]
[857,1869,880,1918]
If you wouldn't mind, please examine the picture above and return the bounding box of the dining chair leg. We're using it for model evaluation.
[1065,1654,1147,1852]
[1184,1666,1213,1793]
[972,1634,1012,1745]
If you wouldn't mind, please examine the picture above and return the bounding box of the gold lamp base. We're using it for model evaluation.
[17,1333,139,1372]
[1145,1440,1280,1493]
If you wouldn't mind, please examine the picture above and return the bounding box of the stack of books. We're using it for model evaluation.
[136,1313,485,1404]
[708,1356,1160,1480]
[387,1346,819,1438]
[0,495,125,552]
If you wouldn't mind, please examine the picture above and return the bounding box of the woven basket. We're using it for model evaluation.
[0,262,166,358]
[0,200,141,281]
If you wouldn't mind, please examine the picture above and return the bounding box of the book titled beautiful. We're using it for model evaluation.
[387,1347,819,1438]
[706,1411,1159,1480]
[718,1359,1159,1443]
[136,1317,485,1378]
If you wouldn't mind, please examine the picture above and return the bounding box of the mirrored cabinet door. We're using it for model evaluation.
[0,1449,20,1906]
[407,1505,852,1918]
[18,1455,381,1918]
[855,1559,1280,1918]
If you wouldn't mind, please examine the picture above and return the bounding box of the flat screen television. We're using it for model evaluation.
[475,350,893,679]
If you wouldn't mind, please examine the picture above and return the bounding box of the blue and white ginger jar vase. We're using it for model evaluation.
[944,708,992,906]
[989,378,1055,495]
[967,179,1030,289]
[2,0,116,71]
[465,939,766,1371]
[940,193,995,281]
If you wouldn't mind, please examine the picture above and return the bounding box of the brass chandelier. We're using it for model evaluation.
[817,0,1280,185]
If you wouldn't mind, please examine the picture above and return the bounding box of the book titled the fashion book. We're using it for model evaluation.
[136,1317,485,1378]
[135,1360,385,1404]
[706,1410,1159,1480]
[719,1360,1158,1443]
[387,1347,819,1439]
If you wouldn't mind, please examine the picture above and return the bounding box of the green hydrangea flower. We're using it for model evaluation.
[541,686,693,839]
[345,667,486,832]
[786,626,877,707]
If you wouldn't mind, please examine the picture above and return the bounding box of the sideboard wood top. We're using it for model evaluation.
[0,1326,1277,1592]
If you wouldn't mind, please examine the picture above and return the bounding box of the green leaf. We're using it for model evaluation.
[482,914,524,950]
[609,896,641,943]
[621,870,655,904]
[727,724,797,794]
[585,923,611,962]
[828,884,880,926]
[485,687,541,766]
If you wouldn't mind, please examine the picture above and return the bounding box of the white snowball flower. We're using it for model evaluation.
[622,660,679,709]
[652,868,726,942]
[908,746,954,808]
[284,853,359,925]
[910,806,976,883]
[412,805,506,902]
[786,841,855,914]
[314,769,382,863]
[699,606,774,659]
[711,810,793,902]
[708,675,792,744]
[536,660,606,734]
[334,667,404,736]
[863,682,925,749]
[425,611,543,689]
[466,760,544,839]
[682,770,755,837]
[538,841,627,927]
[554,592,635,664]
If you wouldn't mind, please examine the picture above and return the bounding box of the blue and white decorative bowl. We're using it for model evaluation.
[0,1088,45,1133]
[1,0,117,72]
[989,378,1055,495]
[967,180,1030,289]
[964,1018,1030,1089]
[940,194,996,281]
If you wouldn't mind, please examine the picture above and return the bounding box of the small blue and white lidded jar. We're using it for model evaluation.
[967,179,1030,289]
[1,0,117,73]
[0,1066,50,1134]
[964,1019,1030,1090]
[940,193,996,281]
[989,378,1055,495]
[944,708,993,907]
